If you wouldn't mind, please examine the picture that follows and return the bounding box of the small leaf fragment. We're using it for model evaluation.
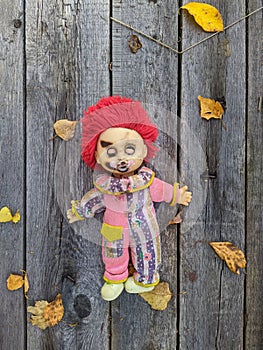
[139,282,172,310]
[181,2,224,32]
[198,95,224,120]
[53,119,78,141]
[0,206,20,223]
[27,294,64,330]
[209,241,247,274]
[12,211,21,223]
[169,210,183,225]
[7,274,24,291]
[24,273,29,297]
[128,34,142,53]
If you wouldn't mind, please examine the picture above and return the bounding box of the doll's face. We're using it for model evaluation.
[95,127,147,176]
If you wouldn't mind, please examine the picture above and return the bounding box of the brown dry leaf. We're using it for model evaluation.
[0,206,20,223]
[27,294,64,330]
[198,95,224,120]
[128,34,142,53]
[169,210,183,225]
[209,242,247,274]
[139,282,172,311]
[7,274,24,291]
[128,263,136,276]
[53,119,78,141]
[181,2,224,32]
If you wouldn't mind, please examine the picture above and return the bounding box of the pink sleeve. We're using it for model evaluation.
[149,177,174,203]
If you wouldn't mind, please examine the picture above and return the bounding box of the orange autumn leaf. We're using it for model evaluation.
[7,274,24,291]
[27,294,64,330]
[139,282,172,311]
[53,119,78,141]
[198,95,224,120]
[181,2,224,32]
[209,242,247,274]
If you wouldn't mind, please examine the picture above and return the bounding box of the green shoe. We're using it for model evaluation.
[125,277,155,294]
[101,282,124,301]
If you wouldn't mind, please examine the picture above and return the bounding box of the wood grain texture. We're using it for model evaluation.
[180,1,246,349]
[245,1,263,348]
[111,1,180,349]
[0,0,262,348]
[0,1,25,348]
[25,0,110,348]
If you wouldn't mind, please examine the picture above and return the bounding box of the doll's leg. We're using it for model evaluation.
[127,234,161,292]
[102,228,130,283]
[101,230,130,301]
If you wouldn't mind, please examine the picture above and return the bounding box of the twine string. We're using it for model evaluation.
[110,6,263,55]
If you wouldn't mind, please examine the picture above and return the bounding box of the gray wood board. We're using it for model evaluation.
[25,1,110,349]
[111,1,180,349]
[180,1,246,349]
[245,1,263,348]
[0,0,262,348]
[0,1,25,348]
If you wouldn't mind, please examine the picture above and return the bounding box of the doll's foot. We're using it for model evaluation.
[101,282,124,301]
[125,277,155,294]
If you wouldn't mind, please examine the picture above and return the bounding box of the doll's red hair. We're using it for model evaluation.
[81,96,158,169]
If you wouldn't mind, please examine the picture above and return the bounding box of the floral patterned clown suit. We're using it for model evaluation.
[67,96,192,301]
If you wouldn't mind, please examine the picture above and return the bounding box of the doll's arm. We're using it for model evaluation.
[67,188,105,223]
[150,178,192,206]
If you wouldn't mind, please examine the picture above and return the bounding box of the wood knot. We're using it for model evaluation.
[74,294,92,318]
[13,19,22,28]
[188,271,198,282]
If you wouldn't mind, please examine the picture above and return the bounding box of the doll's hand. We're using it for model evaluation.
[67,208,82,223]
[178,186,192,206]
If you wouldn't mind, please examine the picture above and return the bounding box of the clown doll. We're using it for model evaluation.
[67,96,192,301]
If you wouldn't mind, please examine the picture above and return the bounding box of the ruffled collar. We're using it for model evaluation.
[93,166,155,195]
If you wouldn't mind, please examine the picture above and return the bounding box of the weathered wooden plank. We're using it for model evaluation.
[0,1,25,348]
[25,0,110,348]
[245,2,263,348]
[180,1,246,349]
[111,1,180,349]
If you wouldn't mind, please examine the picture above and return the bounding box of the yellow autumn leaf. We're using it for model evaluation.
[198,95,224,120]
[7,274,24,291]
[0,206,20,223]
[139,282,172,310]
[181,2,224,32]
[53,119,78,141]
[27,294,64,330]
[209,242,247,274]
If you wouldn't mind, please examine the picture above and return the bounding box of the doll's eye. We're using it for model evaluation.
[107,147,117,157]
[125,144,136,155]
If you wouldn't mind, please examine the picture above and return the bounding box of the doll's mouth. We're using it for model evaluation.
[116,161,129,173]
[106,161,130,173]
